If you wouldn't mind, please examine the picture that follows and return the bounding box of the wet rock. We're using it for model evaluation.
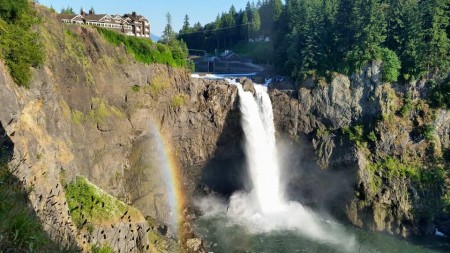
[238,77,256,95]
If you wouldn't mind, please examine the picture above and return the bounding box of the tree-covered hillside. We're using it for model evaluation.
[179,0,450,83]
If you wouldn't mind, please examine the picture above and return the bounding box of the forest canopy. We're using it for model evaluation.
[179,0,450,82]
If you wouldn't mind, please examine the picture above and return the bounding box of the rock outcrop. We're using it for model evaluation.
[269,62,450,237]
[0,6,240,252]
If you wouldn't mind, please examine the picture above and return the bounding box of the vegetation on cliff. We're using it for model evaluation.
[64,176,140,229]
[96,27,193,69]
[0,0,44,87]
[0,164,79,252]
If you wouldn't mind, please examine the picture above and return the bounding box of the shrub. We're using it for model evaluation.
[422,124,435,141]
[378,47,401,83]
[342,124,364,147]
[171,94,187,107]
[399,91,413,117]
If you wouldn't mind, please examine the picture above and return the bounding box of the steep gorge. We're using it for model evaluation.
[1,4,449,253]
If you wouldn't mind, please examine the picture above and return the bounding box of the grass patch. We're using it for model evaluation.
[65,176,138,229]
[63,29,93,84]
[71,110,85,124]
[0,164,79,252]
[171,94,187,108]
[96,27,190,68]
[91,243,114,253]
[367,157,420,180]
[131,85,140,92]
[145,75,169,96]
[0,0,44,87]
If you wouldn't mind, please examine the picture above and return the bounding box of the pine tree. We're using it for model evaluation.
[241,12,250,41]
[162,12,175,44]
[398,0,425,80]
[421,0,450,75]
[250,8,261,39]
[181,14,190,34]
[345,0,387,71]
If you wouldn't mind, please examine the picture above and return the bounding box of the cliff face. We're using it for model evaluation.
[0,6,243,252]
[270,62,450,236]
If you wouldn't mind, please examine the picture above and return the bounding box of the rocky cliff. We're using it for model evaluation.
[0,6,244,252]
[270,62,450,237]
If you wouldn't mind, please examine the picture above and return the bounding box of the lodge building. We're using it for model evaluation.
[60,9,150,38]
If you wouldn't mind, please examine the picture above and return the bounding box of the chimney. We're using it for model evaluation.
[132,12,137,17]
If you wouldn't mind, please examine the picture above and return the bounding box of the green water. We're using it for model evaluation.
[194,215,450,253]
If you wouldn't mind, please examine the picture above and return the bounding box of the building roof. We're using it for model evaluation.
[84,14,111,21]
[59,14,79,20]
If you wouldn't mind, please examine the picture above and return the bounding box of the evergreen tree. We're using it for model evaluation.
[162,12,176,44]
[181,14,190,34]
[345,0,387,71]
[241,12,250,41]
[250,8,261,39]
[60,5,74,14]
[399,0,425,80]
[421,0,450,74]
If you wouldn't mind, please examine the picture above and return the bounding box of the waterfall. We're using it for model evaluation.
[231,81,283,213]
[194,76,356,252]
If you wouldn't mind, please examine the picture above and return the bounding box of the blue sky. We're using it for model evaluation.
[39,0,249,36]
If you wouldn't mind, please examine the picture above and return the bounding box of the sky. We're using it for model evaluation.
[39,0,249,37]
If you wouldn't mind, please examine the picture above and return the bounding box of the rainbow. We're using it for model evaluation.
[148,121,186,238]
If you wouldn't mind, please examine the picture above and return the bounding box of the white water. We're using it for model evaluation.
[194,76,356,252]
[235,82,283,213]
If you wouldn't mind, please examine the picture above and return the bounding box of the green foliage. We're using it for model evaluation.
[65,176,132,229]
[428,79,450,109]
[231,41,273,64]
[161,12,176,44]
[368,157,420,180]
[131,85,140,92]
[421,124,435,141]
[0,164,79,252]
[342,124,365,147]
[178,0,280,53]
[378,47,401,82]
[145,75,169,96]
[171,94,187,107]
[399,91,413,117]
[0,0,44,88]
[60,5,75,14]
[96,27,191,68]
[367,131,378,143]
[91,244,114,253]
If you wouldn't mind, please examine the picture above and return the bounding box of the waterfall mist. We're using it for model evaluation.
[195,77,356,252]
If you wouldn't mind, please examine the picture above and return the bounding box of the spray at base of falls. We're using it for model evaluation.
[191,74,356,251]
